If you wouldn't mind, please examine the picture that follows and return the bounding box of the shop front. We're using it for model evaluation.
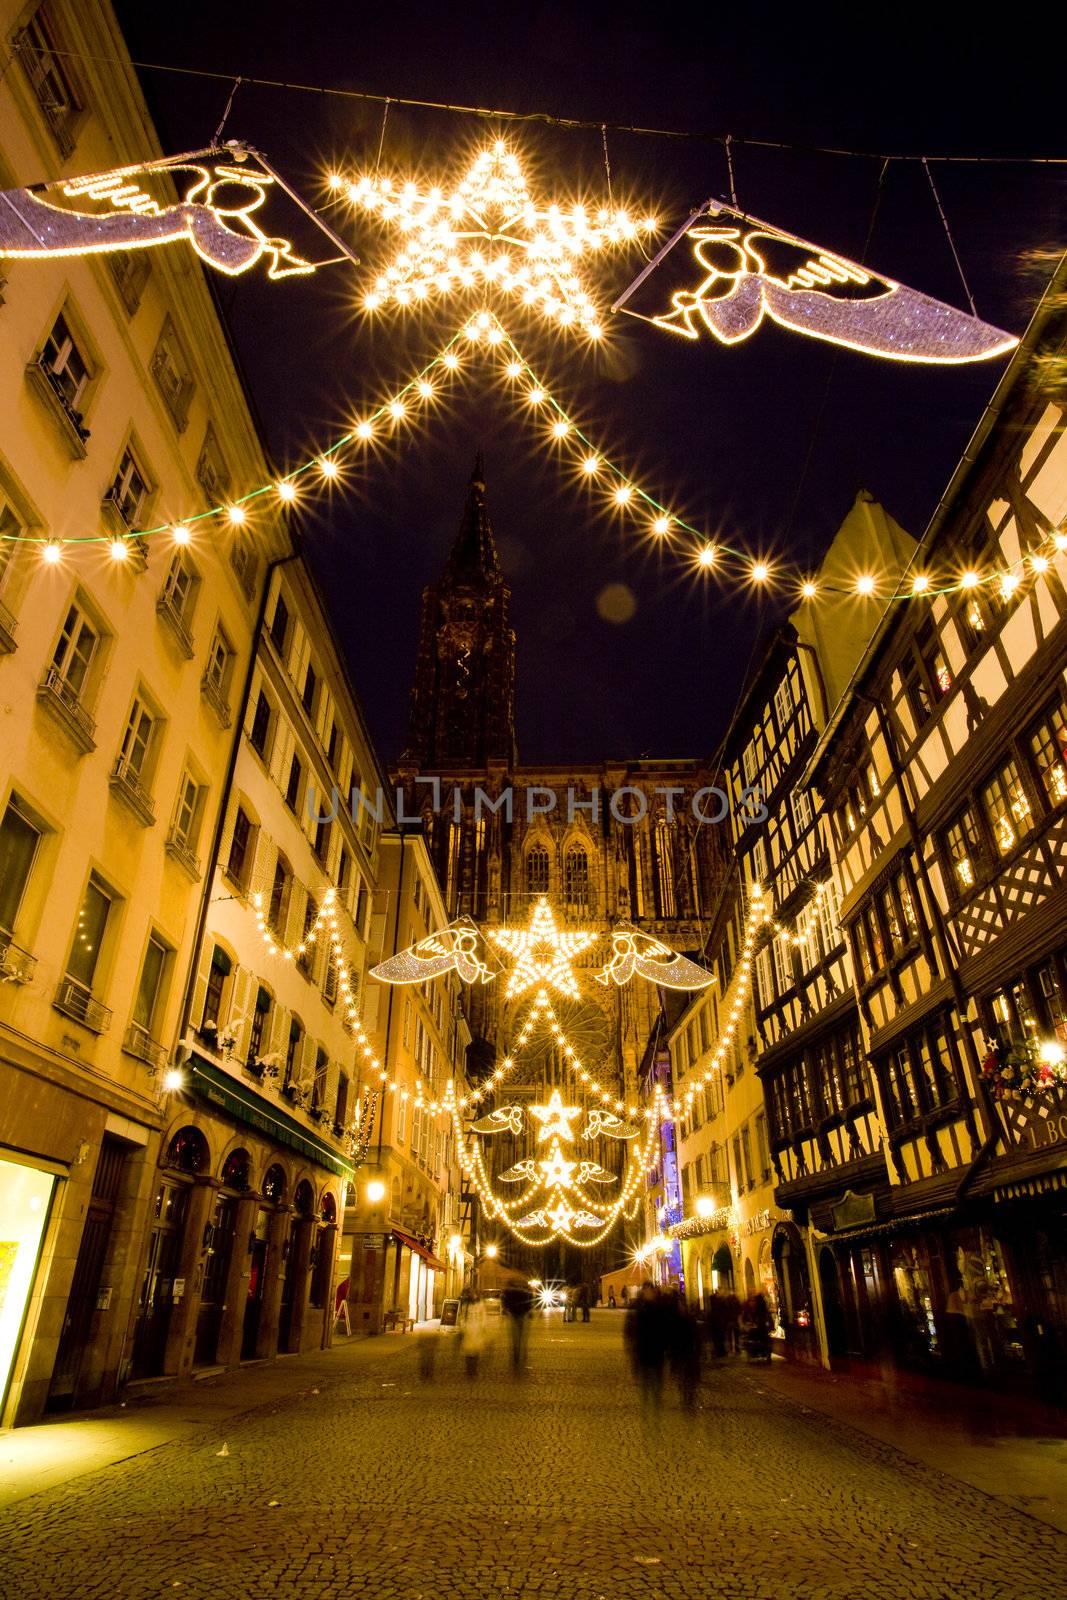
[0,1154,57,1419]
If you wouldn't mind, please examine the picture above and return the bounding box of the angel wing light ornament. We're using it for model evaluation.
[613,200,1017,365]
[370,916,496,987]
[0,152,316,280]
[469,1105,525,1136]
[596,926,715,991]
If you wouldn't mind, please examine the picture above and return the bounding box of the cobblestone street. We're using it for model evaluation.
[1,1314,1065,1600]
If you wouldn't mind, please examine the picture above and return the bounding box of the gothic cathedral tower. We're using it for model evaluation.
[404,455,517,772]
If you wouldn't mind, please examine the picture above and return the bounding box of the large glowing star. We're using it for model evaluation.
[490,898,598,1000]
[371,916,495,986]
[614,200,1017,365]
[539,1140,577,1189]
[596,927,716,990]
[340,141,654,338]
[529,1089,582,1144]
[0,157,315,280]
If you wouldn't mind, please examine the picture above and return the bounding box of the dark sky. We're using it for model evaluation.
[114,1,1065,766]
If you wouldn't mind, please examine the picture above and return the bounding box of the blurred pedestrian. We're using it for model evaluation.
[578,1282,591,1323]
[705,1291,727,1359]
[668,1294,703,1408]
[723,1289,742,1355]
[608,1288,617,1310]
[459,1289,490,1378]
[624,1282,669,1412]
[501,1281,533,1373]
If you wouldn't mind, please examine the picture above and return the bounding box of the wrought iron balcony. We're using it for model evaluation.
[36,666,96,753]
[155,590,195,658]
[0,935,36,985]
[164,826,201,879]
[54,978,111,1033]
[123,1021,168,1073]
[200,670,232,727]
[109,756,155,827]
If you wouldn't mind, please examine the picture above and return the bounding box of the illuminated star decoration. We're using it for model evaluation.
[595,926,716,990]
[490,897,598,1001]
[530,1088,581,1143]
[338,140,655,339]
[614,199,1017,365]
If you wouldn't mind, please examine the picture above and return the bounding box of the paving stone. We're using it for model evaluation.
[0,1318,1064,1599]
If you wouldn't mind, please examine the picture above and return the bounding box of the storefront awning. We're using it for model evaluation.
[188,1054,354,1182]
[391,1227,444,1271]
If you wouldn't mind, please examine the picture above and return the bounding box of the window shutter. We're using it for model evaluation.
[228,965,252,1054]
[269,1003,290,1057]
[189,939,215,1031]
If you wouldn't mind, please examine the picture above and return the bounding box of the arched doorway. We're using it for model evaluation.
[279,1179,315,1352]
[743,1257,756,1297]
[194,1147,251,1367]
[772,1222,816,1360]
[130,1126,209,1379]
[758,1238,782,1335]
[711,1243,734,1292]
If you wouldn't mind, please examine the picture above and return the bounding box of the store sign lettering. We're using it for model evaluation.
[1021,1111,1067,1151]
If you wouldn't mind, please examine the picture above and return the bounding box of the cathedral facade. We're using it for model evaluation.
[396,462,727,1134]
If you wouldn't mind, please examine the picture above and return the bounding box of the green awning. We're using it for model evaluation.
[188,1054,354,1182]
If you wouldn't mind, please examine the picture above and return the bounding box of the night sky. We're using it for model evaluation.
[114,1,1065,766]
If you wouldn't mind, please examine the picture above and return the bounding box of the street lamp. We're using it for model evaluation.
[695,1195,715,1219]
[366,1178,386,1205]
[484,1243,498,1259]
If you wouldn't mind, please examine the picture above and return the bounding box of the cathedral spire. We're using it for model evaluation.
[402,459,517,770]
[444,452,500,581]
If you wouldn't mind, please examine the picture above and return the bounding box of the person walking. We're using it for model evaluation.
[501,1281,533,1373]
[668,1293,703,1409]
[608,1288,617,1310]
[578,1282,591,1323]
[624,1282,669,1414]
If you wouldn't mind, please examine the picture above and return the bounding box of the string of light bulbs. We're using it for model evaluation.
[9,302,1065,608]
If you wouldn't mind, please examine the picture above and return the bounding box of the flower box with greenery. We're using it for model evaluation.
[980,1032,1067,1102]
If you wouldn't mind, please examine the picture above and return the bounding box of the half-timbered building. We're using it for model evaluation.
[806,261,1067,1395]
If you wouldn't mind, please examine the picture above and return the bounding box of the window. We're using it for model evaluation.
[326,722,339,772]
[880,1012,960,1131]
[106,446,150,528]
[397,1089,408,1143]
[945,804,983,894]
[196,424,230,504]
[249,692,272,758]
[284,1017,304,1088]
[774,677,793,731]
[108,251,150,316]
[755,947,774,1011]
[314,813,331,865]
[982,758,1033,856]
[324,944,339,1006]
[118,695,155,778]
[269,595,289,655]
[18,5,82,153]
[171,771,203,853]
[150,317,195,429]
[653,820,676,918]
[285,754,303,811]
[133,935,168,1037]
[791,787,813,836]
[50,601,98,697]
[337,846,352,903]
[298,895,318,975]
[0,799,41,938]
[229,529,259,601]
[203,945,230,1030]
[311,1048,328,1110]
[226,806,254,887]
[203,626,234,699]
[564,845,589,911]
[160,550,197,622]
[38,311,90,414]
[525,844,550,897]
[247,986,271,1065]
[302,662,318,717]
[742,743,758,787]
[1028,698,1067,808]
[772,935,791,996]
[268,857,293,936]
[67,875,112,992]
[335,1072,349,1129]
[0,497,24,598]
[905,618,953,727]
[751,836,769,889]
